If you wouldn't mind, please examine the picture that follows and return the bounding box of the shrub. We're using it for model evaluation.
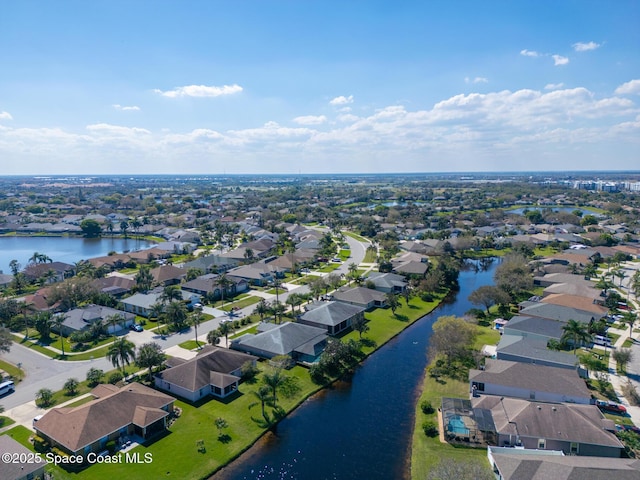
[106,440,117,454]
[420,400,435,415]
[420,292,434,302]
[32,435,49,452]
[108,371,123,385]
[422,420,439,437]
[86,368,104,387]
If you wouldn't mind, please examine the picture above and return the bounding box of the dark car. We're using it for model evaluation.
[622,424,640,435]
[596,400,627,414]
[129,323,143,332]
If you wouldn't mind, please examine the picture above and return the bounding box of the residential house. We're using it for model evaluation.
[471,395,624,457]
[518,302,600,324]
[469,359,592,404]
[502,316,566,344]
[181,274,248,300]
[298,301,365,335]
[540,294,609,316]
[120,290,201,317]
[488,448,640,480]
[0,435,46,480]
[154,346,257,401]
[182,254,239,273]
[55,305,135,336]
[34,383,175,458]
[0,273,13,289]
[366,272,407,293]
[495,335,584,375]
[150,265,187,286]
[92,275,135,298]
[231,322,327,363]
[330,286,388,310]
[23,261,74,283]
[227,263,284,287]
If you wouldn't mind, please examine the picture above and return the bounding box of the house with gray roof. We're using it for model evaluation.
[470,395,623,457]
[227,263,283,286]
[518,302,600,324]
[154,346,257,401]
[230,322,327,363]
[298,301,365,335]
[120,290,201,317]
[0,435,46,480]
[469,359,592,405]
[488,447,640,480]
[182,254,239,273]
[502,315,566,344]
[0,273,13,289]
[331,286,387,310]
[366,272,407,293]
[496,335,584,376]
[55,305,135,336]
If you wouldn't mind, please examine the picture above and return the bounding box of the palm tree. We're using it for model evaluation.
[218,321,235,346]
[561,319,592,354]
[262,368,286,406]
[105,314,125,341]
[165,301,187,329]
[347,262,358,285]
[622,311,637,340]
[207,328,221,346]
[190,307,204,346]
[135,265,154,292]
[136,342,165,382]
[386,292,400,316]
[253,299,270,322]
[249,385,273,420]
[120,220,129,238]
[107,338,136,375]
[149,303,165,324]
[160,285,182,304]
[271,301,285,324]
[53,314,67,356]
[217,274,233,308]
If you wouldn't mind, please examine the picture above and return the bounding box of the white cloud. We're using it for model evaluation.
[0,111,13,120]
[329,95,354,106]
[573,41,600,52]
[552,55,569,66]
[520,49,540,57]
[86,123,151,136]
[545,83,565,90]
[113,104,141,111]
[465,77,488,84]
[293,115,327,125]
[615,79,640,95]
[153,84,243,98]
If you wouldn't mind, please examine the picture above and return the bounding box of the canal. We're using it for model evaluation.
[214,258,499,480]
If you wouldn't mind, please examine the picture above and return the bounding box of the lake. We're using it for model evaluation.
[507,206,603,217]
[0,236,154,274]
[213,258,498,480]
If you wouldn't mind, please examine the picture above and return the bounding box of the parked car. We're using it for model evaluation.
[0,380,15,396]
[596,400,627,414]
[622,424,640,435]
[129,323,143,332]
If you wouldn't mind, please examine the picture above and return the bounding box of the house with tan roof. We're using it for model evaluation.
[34,383,175,458]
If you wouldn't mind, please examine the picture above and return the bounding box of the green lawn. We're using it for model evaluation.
[54,366,320,480]
[363,249,377,263]
[338,249,351,261]
[0,416,16,428]
[220,296,261,311]
[317,263,341,273]
[344,231,370,242]
[178,340,203,351]
[0,359,24,382]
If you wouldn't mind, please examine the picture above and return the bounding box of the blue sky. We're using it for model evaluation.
[0,1,639,174]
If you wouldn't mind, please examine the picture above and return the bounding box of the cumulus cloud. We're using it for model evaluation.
[329,95,354,106]
[293,115,327,125]
[545,83,565,90]
[113,104,141,111]
[615,79,640,95]
[153,84,243,98]
[552,55,569,66]
[573,41,600,52]
[0,111,13,120]
[520,49,540,57]
[86,123,151,136]
[465,77,488,84]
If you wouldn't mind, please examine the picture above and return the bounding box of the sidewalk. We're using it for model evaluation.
[606,322,640,427]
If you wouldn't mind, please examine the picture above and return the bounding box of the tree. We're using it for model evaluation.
[105,313,126,341]
[160,285,183,304]
[249,385,273,420]
[262,368,287,406]
[386,292,400,316]
[135,265,154,292]
[494,253,533,300]
[80,219,102,238]
[186,267,204,281]
[561,319,592,354]
[107,338,136,375]
[165,301,188,329]
[53,314,67,356]
[308,277,326,301]
[623,312,637,339]
[33,311,54,340]
[207,328,221,346]
[0,327,11,353]
[286,293,304,316]
[218,321,235,346]
[429,316,477,364]
[253,299,270,322]
[35,388,54,407]
[468,285,511,314]
[217,274,234,307]
[613,348,633,373]
[326,273,342,292]
[136,342,166,382]
[271,301,285,324]
[347,262,359,285]
[351,314,369,339]
[214,417,229,441]
[86,367,104,387]
[120,220,129,238]
[64,378,79,396]
[190,307,204,346]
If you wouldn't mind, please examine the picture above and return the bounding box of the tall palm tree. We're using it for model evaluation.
[105,314,125,341]
[218,321,235,346]
[561,319,592,354]
[107,338,136,375]
[190,307,204,346]
[262,368,286,406]
[160,285,182,304]
[165,301,187,329]
[135,265,154,292]
[53,314,67,357]
[216,274,233,308]
[253,299,270,322]
[622,311,637,340]
[250,385,273,420]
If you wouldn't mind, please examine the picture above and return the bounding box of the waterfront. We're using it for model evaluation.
[214,259,498,480]
[0,236,154,274]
